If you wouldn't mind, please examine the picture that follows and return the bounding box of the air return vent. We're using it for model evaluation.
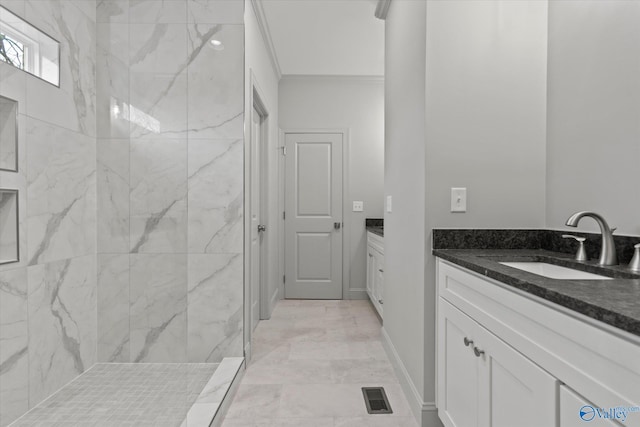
[362,387,393,414]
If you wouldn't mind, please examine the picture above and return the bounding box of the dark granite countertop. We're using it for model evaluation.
[433,248,640,337]
[366,226,384,237]
[366,218,384,237]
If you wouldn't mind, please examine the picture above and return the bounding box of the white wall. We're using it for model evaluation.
[383,1,549,425]
[382,0,429,423]
[278,76,385,299]
[546,1,640,236]
[244,0,281,353]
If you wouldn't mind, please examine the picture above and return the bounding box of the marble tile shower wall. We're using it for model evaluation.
[95,0,245,365]
[0,1,98,425]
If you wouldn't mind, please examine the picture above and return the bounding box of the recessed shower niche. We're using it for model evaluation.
[0,188,18,264]
[0,95,18,171]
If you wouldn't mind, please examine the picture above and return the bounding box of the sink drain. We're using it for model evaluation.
[362,387,393,414]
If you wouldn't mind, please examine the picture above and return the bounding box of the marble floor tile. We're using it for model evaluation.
[221,300,418,427]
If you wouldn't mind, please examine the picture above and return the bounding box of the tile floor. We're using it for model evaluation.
[221,300,418,427]
[10,363,219,427]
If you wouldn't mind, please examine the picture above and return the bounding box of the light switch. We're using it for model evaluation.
[451,188,467,213]
[386,196,392,213]
[353,201,364,212]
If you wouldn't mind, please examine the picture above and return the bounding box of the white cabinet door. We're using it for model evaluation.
[477,326,557,427]
[438,300,480,427]
[366,249,374,297]
[560,386,620,427]
[373,249,384,308]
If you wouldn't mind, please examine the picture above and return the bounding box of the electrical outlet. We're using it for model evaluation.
[386,196,392,213]
[353,201,364,212]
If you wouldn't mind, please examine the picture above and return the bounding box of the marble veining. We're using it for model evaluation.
[0,268,29,427]
[27,255,97,406]
[97,254,130,363]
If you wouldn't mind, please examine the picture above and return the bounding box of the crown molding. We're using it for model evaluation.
[375,0,391,20]
[281,74,384,82]
[250,0,282,80]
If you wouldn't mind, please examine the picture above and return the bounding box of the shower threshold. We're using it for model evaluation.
[9,357,244,427]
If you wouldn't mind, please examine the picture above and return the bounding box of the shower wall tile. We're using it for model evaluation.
[97,254,130,362]
[187,253,243,362]
[97,23,130,139]
[0,268,29,427]
[129,0,187,24]
[26,118,96,266]
[130,254,187,362]
[24,0,97,138]
[129,23,188,138]
[27,255,97,406]
[187,0,244,24]
[187,139,243,253]
[130,138,187,253]
[97,0,129,24]
[187,24,244,139]
[0,62,26,115]
[97,139,130,253]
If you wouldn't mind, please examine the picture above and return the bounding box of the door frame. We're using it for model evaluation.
[245,71,271,360]
[279,128,351,300]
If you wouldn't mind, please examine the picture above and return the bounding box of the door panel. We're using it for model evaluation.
[478,325,557,427]
[250,105,263,331]
[285,133,342,299]
[438,300,480,427]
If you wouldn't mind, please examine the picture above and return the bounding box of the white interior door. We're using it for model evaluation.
[250,105,264,330]
[284,133,343,299]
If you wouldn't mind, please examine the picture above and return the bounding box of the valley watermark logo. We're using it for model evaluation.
[580,405,640,423]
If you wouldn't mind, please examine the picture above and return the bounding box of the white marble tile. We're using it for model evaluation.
[196,356,243,404]
[97,254,130,362]
[0,146,27,273]
[222,419,334,427]
[97,139,130,253]
[97,23,130,139]
[187,24,243,139]
[0,267,29,427]
[129,254,187,362]
[0,62,26,116]
[26,117,96,265]
[278,384,369,418]
[187,253,243,362]
[25,0,97,137]
[334,417,419,427]
[130,23,187,74]
[187,139,242,253]
[242,359,333,385]
[187,0,244,24]
[27,255,97,407]
[97,0,129,24]
[129,138,187,253]
[130,0,187,24]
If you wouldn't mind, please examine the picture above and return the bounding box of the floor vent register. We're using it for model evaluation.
[362,387,393,414]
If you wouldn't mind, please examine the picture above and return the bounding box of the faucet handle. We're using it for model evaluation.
[562,235,588,261]
[629,244,640,272]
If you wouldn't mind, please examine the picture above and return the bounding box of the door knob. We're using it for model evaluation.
[334,222,341,230]
[257,225,266,232]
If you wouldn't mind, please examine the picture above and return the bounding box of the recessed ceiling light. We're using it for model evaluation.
[210,39,224,50]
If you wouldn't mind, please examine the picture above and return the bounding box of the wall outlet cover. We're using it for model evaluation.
[353,201,364,212]
[386,195,392,213]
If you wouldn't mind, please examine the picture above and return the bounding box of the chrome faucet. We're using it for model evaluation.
[565,211,618,266]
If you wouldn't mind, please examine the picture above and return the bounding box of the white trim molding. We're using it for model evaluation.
[250,0,282,80]
[381,326,440,427]
[375,0,391,20]
[280,74,384,82]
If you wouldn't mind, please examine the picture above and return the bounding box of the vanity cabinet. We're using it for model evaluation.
[366,232,384,318]
[436,258,640,427]
[438,299,557,427]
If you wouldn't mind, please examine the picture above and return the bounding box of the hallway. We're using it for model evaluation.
[222,300,418,426]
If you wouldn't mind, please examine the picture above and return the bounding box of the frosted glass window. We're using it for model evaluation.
[0,6,60,86]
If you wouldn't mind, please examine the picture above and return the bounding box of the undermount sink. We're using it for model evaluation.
[499,262,612,280]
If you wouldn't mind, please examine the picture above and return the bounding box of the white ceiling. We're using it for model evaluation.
[260,0,385,76]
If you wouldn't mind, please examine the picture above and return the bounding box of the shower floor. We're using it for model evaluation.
[11,363,219,427]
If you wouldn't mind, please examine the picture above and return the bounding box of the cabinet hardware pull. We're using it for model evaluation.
[473,347,485,357]
[378,299,384,304]
[463,337,473,347]
[378,269,384,273]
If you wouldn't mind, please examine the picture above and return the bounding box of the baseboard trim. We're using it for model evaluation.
[348,288,368,300]
[381,327,440,427]
[269,287,280,315]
